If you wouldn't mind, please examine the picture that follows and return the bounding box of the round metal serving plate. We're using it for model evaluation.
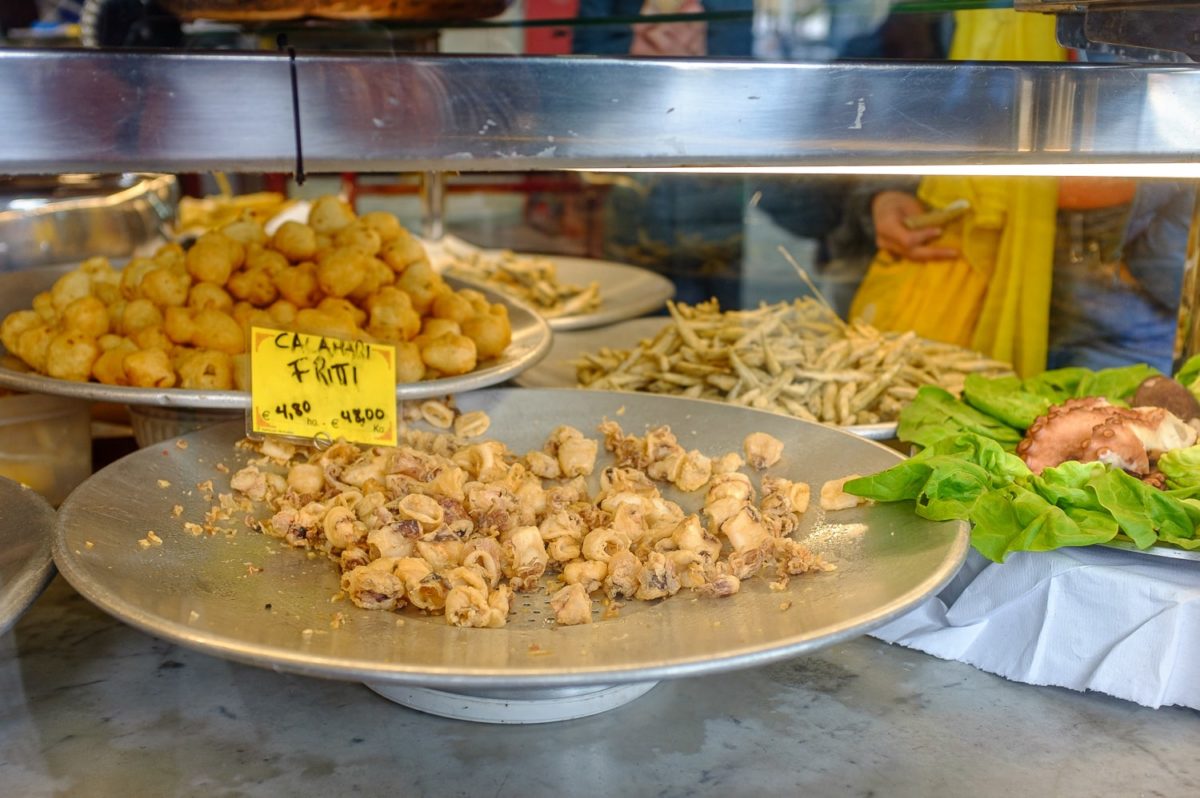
[447,254,675,332]
[1100,537,1200,562]
[0,265,552,407]
[53,388,967,692]
[0,477,56,636]
[515,317,898,441]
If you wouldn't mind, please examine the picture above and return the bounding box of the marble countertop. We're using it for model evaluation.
[1,577,1197,798]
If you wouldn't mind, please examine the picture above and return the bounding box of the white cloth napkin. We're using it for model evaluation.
[871,545,1200,710]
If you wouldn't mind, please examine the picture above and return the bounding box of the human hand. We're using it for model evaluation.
[871,190,960,261]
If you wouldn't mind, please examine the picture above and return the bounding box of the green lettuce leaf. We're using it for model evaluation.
[968,484,1120,563]
[1022,367,1091,402]
[1074,363,1160,403]
[896,386,1023,450]
[844,433,1028,521]
[1158,445,1200,491]
[962,373,1052,430]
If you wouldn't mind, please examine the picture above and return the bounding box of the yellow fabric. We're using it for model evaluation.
[847,10,1066,377]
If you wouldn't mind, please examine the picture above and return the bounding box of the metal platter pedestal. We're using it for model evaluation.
[366,682,658,724]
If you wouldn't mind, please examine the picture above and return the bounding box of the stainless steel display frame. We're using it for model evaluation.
[2,48,1200,174]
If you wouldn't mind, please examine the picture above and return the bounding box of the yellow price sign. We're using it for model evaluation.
[249,327,397,447]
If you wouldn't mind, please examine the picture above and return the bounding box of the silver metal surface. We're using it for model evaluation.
[1101,538,1200,562]
[419,171,445,242]
[4,50,1200,173]
[367,682,659,723]
[52,388,967,689]
[0,265,552,407]
[447,255,675,332]
[0,174,177,272]
[0,476,56,636]
[515,318,898,441]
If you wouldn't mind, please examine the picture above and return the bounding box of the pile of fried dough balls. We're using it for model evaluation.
[0,196,513,389]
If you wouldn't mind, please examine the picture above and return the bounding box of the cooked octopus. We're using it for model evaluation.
[1017,397,1197,478]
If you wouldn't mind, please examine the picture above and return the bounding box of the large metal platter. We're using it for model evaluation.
[516,318,899,441]
[53,388,967,689]
[0,476,56,636]
[0,264,552,407]
[443,253,675,332]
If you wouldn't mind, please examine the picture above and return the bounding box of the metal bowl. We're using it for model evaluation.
[0,174,177,272]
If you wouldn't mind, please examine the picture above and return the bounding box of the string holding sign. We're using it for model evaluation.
[249,326,397,447]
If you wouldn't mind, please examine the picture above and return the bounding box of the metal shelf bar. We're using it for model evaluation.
[2,48,1200,174]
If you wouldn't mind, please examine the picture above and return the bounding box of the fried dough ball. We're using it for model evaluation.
[231,301,272,329]
[380,230,428,273]
[152,242,186,271]
[82,257,123,304]
[132,325,173,352]
[177,349,233,390]
[124,348,176,388]
[187,281,234,314]
[317,296,367,327]
[267,299,298,326]
[141,267,192,308]
[45,331,100,382]
[227,268,278,307]
[308,195,356,235]
[163,306,196,345]
[317,247,368,298]
[272,221,318,262]
[312,234,334,263]
[294,308,358,338]
[274,262,322,308]
[220,215,267,247]
[31,292,57,323]
[420,318,461,339]
[231,353,249,391]
[245,246,289,276]
[457,288,491,316]
[120,299,164,337]
[97,333,128,352]
[395,260,443,314]
[432,291,475,325]
[186,231,244,284]
[347,257,392,304]
[419,332,476,376]
[365,286,421,341]
[395,341,425,384]
[360,210,403,242]
[334,222,382,256]
[1,310,44,353]
[461,313,512,360]
[92,341,136,385]
[50,270,92,313]
[120,257,159,301]
[192,309,245,355]
[15,325,53,372]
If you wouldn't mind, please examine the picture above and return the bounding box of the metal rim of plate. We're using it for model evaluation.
[446,254,676,332]
[1100,538,1200,562]
[52,388,968,710]
[0,266,553,407]
[0,477,56,636]
[514,317,898,441]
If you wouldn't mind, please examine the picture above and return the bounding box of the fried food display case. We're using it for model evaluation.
[3,11,1200,794]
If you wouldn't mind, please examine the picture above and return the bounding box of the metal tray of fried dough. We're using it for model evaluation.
[52,388,967,690]
[0,264,551,408]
